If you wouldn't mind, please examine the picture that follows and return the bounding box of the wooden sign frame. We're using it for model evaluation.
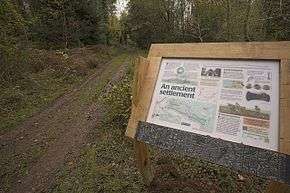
[125,42,290,192]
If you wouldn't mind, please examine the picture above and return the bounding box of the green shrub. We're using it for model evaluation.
[0,0,29,84]
[100,70,134,130]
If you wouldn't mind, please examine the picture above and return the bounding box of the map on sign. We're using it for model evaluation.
[147,58,279,151]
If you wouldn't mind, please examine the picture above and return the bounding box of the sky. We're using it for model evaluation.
[115,0,128,17]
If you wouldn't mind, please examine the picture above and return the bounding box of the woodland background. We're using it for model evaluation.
[1,0,290,85]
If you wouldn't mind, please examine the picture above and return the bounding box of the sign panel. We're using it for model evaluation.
[147,58,279,151]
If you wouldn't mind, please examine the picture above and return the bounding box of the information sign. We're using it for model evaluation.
[147,59,280,151]
[125,42,290,192]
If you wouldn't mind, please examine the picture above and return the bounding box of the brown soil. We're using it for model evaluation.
[0,55,128,193]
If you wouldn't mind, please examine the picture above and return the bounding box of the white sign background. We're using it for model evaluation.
[147,58,279,151]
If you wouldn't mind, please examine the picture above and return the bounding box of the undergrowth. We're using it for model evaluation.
[99,68,134,129]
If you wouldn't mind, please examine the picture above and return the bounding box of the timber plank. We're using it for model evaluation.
[148,42,290,59]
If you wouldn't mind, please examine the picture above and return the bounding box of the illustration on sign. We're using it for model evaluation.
[147,59,279,151]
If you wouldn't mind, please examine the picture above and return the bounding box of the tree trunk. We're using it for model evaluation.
[243,0,252,41]
[226,0,231,41]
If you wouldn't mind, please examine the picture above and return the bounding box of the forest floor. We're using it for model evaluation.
[0,47,268,193]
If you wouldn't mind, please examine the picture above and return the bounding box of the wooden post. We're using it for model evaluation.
[134,141,154,185]
[266,59,290,193]
[126,57,149,138]
[126,57,154,185]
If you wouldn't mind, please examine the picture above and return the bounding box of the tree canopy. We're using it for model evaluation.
[1,0,290,50]
[126,0,290,48]
[0,0,117,49]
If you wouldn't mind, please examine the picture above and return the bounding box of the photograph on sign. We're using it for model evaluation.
[147,58,280,151]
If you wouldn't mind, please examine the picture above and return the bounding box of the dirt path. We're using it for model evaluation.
[0,53,132,193]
